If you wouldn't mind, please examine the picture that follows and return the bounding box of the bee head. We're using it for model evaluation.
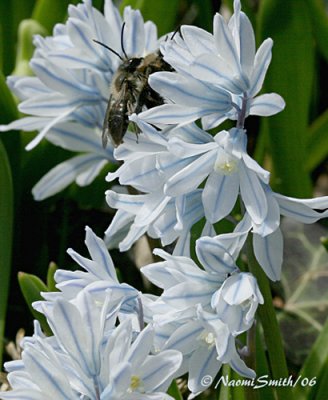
[125,57,143,71]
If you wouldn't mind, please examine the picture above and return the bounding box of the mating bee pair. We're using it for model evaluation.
[94,23,173,148]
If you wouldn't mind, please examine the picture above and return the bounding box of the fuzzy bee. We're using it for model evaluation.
[94,29,172,148]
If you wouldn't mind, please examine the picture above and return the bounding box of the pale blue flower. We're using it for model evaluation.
[142,232,262,330]
[141,294,256,397]
[138,0,285,129]
[32,123,114,200]
[159,127,272,228]
[0,0,161,199]
[141,233,261,396]
[1,290,182,400]
[235,189,328,281]
[104,117,210,256]
[40,226,139,315]
[210,272,264,335]
[105,188,205,256]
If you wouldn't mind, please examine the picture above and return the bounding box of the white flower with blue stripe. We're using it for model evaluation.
[104,117,211,256]
[137,0,285,129]
[158,126,271,228]
[234,189,328,281]
[1,290,182,400]
[39,226,140,315]
[0,0,161,200]
[141,232,262,397]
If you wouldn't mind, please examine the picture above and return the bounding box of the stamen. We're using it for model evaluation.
[214,150,238,175]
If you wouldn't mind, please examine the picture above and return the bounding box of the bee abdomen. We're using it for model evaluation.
[107,102,129,147]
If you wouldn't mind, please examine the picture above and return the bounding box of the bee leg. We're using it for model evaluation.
[140,85,164,109]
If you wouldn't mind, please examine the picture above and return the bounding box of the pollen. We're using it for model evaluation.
[214,151,238,175]
[128,375,142,393]
[199,331,216,347]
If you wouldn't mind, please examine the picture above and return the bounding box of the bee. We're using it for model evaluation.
[94,25,173,148]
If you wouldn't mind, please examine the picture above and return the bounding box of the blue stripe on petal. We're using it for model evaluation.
[33,154,104,200]
[85,227,117,280]
[52,302,92,377]
[26,351,72,399]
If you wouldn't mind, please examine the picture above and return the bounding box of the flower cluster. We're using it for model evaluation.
[0,0,161,199]
[141,230,263,397]
[2,289,182,400]
[1,0,328,399]
[1,227,261,399]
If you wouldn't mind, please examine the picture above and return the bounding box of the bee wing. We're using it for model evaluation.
[105,81,133,147]
[102,94,112,148]
[102,82,130,148]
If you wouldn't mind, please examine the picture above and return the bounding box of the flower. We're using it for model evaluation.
[32,122,114,200]
[142,232,263,330]
[141,232,262,396]
[1,290,182,400]
[137,0,285,129]
[159,127,271,228]
[0,0,162,199]
[105,117,210,256]
[235,188,328,281]
[41,225,139,315]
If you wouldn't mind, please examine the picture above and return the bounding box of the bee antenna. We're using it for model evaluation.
[120,22,129,59]
[93,39,123,61]
[171,26,183,40]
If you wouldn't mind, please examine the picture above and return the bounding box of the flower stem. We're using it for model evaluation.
[236,92,248,129]
[246,234,294,400]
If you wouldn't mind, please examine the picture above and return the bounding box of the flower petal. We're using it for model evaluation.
[239,163,268,224]
[32,154,104,200]
[249,38,273,97]
[202,171,239,223]
[149,72,229,107]
[275,193,328,223]
[196,236,236,276]
[253,228,283,281]
[249,93,285,116]
[165,150,216,196]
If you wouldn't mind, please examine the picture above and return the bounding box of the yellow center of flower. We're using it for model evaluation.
[128,375,143,393]
[214,151,238,175]
[199,331,216,348]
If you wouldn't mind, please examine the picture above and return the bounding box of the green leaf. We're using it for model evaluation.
[119,0,179,36]
[279,219,328,369]
[306,108,328,171]
[0,140,13,367]
[18,272,52,336]
[12,19,47,76]
[313,358,328,400]
[0,70,18,123]
[0,67,21,183]
[255,326,276,400]
[32,0,77,33]
[304,0,328,63]
[47,261,58,292]
[257,0,313,197]
[0,2,17,74]
[167,379,183,400]
[292,317,328,400]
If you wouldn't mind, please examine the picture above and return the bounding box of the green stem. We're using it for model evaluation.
[246,235,293,400]
[243,324,259,400]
